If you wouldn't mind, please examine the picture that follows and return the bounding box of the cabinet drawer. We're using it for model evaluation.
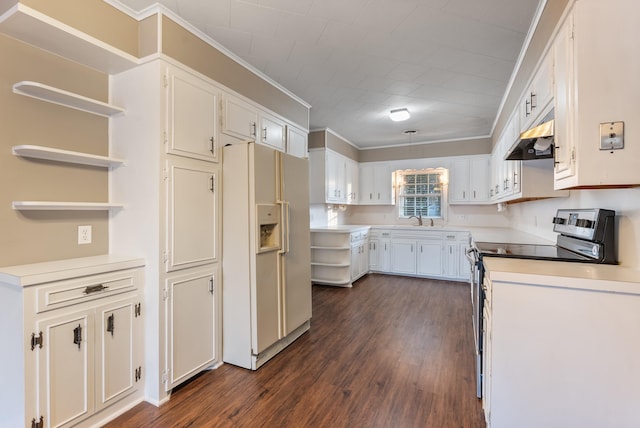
[36,269,139,313]
[350,231,369,243]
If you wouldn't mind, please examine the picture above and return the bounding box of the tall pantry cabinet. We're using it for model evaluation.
[110,59,222,404]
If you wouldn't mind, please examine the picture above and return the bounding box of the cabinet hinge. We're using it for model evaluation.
[31,416,44,428]
[30,331,43,351]
[209,175,215,193]
[163,74,168,88]
[134,302,142,317]
[163,251,169,264]
[162,370,169,384]
[571,147,576,162]
[135,366,142,382]
[163,130,168,146]
[163,286,169,301]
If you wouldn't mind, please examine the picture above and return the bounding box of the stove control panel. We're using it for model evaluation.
[553,208,615,242]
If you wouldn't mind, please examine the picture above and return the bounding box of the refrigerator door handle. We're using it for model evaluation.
[277,200,290,254]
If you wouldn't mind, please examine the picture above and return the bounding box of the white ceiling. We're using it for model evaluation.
[114,0,542,149]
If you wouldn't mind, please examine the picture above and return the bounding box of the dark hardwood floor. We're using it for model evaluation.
[105,274,486,428]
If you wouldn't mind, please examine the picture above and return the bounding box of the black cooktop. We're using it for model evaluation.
[475,242,593,262]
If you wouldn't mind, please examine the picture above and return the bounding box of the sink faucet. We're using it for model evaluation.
[408,214,423,226]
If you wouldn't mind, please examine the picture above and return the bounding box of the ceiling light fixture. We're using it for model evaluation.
[390,108,410,122]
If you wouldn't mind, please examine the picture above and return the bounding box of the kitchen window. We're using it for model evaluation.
[397,169,446,218]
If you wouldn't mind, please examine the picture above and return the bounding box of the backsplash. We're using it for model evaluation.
[507,188,640,269]
[312,187,640,270]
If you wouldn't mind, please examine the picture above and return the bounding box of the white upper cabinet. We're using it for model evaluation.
[166,66,220,162]
[358,162,394,205]
[309,149,358,204]
[449,155,490,205]
[553,0,640,189]
[286,125,308,158]
[553,12,575,181]
[221,93,307,157]
[259,112,286,152]
[518,51,554,132]
[345,158,359,204]
[222,94,258,140]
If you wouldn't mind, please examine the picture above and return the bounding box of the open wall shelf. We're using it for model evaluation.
[12,145,124,168]
[13,81,124,117]
[12,201,124,211]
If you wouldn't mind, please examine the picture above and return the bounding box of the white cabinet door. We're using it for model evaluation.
[442,242,459,278]
[165,269,218,390]
[416,240,442,276]
[325,150,346,203]
[391,239,416,274]
[345,158,358,204]
[449,158,471,203]
[259,112,286,151]
[38,310,94,428]
[95,299,141,410]
[368,239,380,270]
[222,94,258,140]
[380,239,391,272]
[166,66,219,162]
[166,159,218,272]
[350,243,360,280]
[286,125,308,158]
[469,156,490,203]
[553,12,575,181]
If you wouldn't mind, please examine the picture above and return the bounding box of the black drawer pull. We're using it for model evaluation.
[84,284,109,294]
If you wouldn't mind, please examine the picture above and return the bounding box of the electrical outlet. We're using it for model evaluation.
[78,225,92,245]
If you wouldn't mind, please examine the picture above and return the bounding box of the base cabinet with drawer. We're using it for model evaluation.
[0,256,144,428]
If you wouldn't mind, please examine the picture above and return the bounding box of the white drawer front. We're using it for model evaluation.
[36,269,138,313]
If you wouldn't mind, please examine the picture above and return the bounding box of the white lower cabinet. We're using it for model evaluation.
[416,240,442,276]
[350,239,368,282]
[482,266,640,428]
[0,257,144,428]
[165,267,220,390]
[383,230,469,281]
[391,239,417,275]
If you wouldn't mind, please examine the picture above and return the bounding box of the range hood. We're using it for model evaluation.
[505,110,555,161]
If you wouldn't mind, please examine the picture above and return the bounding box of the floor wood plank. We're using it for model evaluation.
[105,274,486,427]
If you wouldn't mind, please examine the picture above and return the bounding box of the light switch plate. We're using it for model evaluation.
[600,121,624,150]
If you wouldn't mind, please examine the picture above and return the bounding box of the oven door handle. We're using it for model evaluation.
[465,247,478,264]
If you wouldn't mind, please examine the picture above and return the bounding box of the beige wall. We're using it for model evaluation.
[161,16,309,130]
[326,130,359,161]
[310,129,491,162]
[0,35,109,266]
[360,138,492,162]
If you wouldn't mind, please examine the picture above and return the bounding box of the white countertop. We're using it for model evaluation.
[0,255,145,287]
[484,257,640,293]
[311,225,371,233]
[312,224,554,245]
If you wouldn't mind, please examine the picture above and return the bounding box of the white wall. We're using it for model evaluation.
[310,203,349,228]
[507,188,640,269]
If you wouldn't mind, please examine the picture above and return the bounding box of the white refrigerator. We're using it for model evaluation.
[222,141,312,370]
